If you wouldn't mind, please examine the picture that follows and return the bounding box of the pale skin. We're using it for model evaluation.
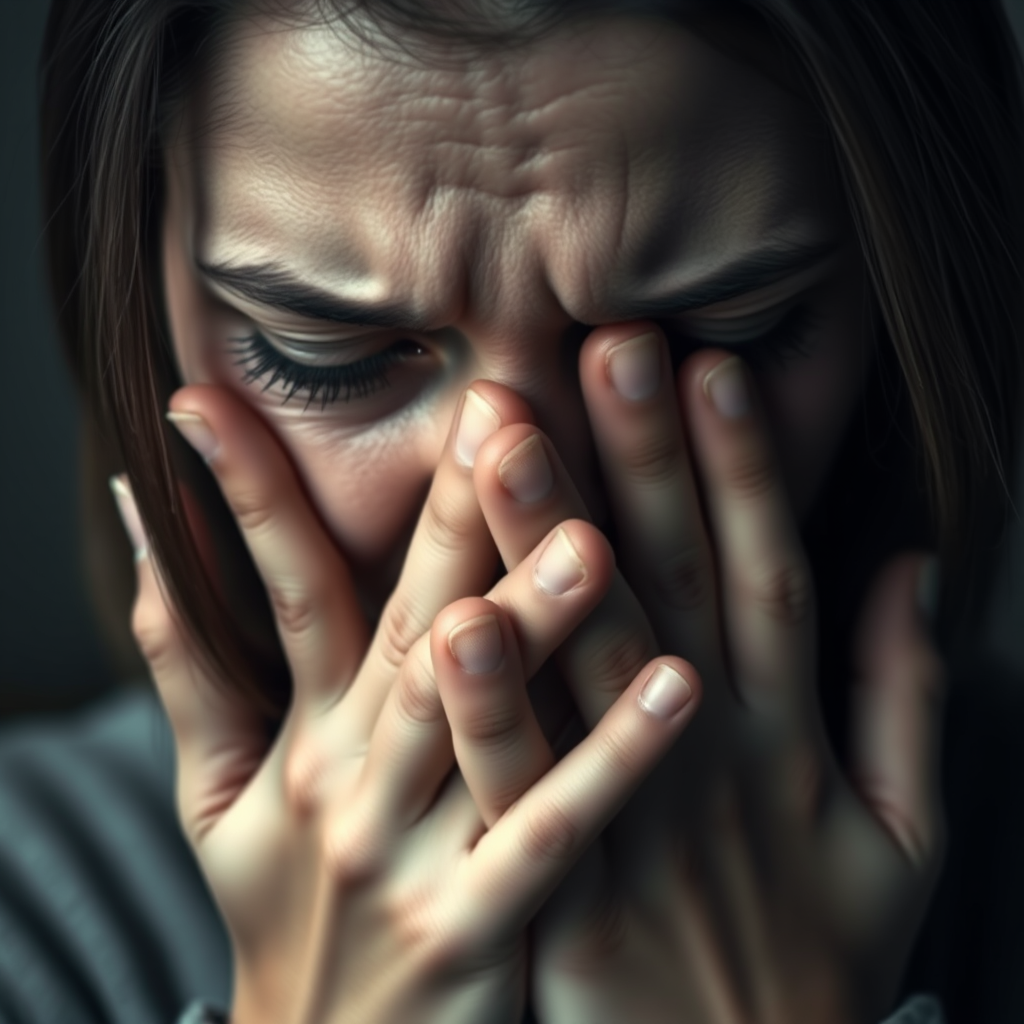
[115,11,943,1024]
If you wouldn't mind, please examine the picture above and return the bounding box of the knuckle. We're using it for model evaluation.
[852,773,931,867]
[131,600,179,672]
[283,742,329,818]
[518,800,579,864]
[422,486,476,558]
[376,592,430,674]
[567,623,653,699]
[746,561,814,625]
[554,894,628,970]
[268,581,321,639]
[227,484,277,535]
[723,447,776,502]
[458,701,525,748]
[394,657,444,726]
[321,810,382,886]
[651,545,714,611]
[621,432,683,487]
[397,912,471,975]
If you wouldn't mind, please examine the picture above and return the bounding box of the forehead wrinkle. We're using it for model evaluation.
[215,15,666,193]
[183,12,837,337]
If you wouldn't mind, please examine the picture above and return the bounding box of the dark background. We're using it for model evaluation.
[3,2,1024,716]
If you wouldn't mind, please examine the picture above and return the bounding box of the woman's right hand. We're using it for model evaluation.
[115,382,700,1024]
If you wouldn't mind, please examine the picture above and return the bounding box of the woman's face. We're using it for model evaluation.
[163,12,871,608]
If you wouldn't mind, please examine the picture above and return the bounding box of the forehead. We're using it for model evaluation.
[178,14,842,324]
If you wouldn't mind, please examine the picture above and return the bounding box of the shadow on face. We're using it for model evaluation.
[162,10,872,614]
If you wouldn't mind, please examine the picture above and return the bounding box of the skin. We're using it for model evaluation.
[163,12,871,605]
[133,11,943,1023]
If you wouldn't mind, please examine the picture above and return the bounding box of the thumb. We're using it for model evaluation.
[849,553,946,869]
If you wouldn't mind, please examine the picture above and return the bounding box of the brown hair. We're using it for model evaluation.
[41,0,1024,723]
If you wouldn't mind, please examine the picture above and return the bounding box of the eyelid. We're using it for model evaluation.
[677,295,800,344]
[682,251,844,322]
[206,277,396,343]
[254,326,404,365]
[675,251,845,344]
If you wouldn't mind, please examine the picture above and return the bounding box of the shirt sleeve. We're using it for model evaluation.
[0,689,231,1024]
[881,995,944,1024]
[175,1003,229,1024]
[174,994,945,1024]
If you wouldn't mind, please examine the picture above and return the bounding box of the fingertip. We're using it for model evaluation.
[447,612,505,677]
[166,386,248,468]
[166,384,270,459]
[110,474,148,562]
[466,379,537,428]
[577,320,664,367]
[430,596,510,673]
[453,388,503,469]
[167,382,230,419]
[452,381,536,469]
[636,657,701,723]
[553,518,615,593]
[473,422,548,492]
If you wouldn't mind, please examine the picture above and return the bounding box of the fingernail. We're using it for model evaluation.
[449,614,504,674]
[534,528,586,595]
[917,556,941,625]
[109,475,148,561]
[703,358,750,419]
[166,410,220,463]
[606,332,661,402]
[455,389,501,468]
[498,435,553,504]
[638,664,693,719]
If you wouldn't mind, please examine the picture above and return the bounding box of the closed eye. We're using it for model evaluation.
[661,303,818,372]
[228,330,430,409]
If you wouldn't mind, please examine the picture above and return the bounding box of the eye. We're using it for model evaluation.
[662,304,818,373]
[228,331,430,410]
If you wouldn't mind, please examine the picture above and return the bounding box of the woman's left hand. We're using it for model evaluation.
[470,325,944,1024]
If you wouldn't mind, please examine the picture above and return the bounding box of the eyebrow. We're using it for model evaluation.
[196,260,431,330]
[197,240,839,329]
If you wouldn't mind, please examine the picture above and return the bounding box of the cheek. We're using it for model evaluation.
[273,410,447,565]
[759,322,869,520]
[163,217,457,583]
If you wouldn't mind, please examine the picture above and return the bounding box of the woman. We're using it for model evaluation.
[18,0,1024,1021]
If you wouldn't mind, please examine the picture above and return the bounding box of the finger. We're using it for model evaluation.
[849,554,945,868]
[344,383,535,734]
[112,476,267,847]
[167,386,370,714]
[464,656,701,929]
[365,518,614,828]
[578,323,719,665]
[474,422,659,727]
[683,353,816,723]
[432,599,555,826]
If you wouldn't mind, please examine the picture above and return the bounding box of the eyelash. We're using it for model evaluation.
[229,304,816,409]
[228,333,425,410]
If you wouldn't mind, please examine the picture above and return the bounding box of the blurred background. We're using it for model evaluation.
[3,1,1024,718]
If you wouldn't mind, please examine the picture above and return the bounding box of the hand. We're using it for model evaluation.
[116,381,701,1024]
[465,326,943,1024]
